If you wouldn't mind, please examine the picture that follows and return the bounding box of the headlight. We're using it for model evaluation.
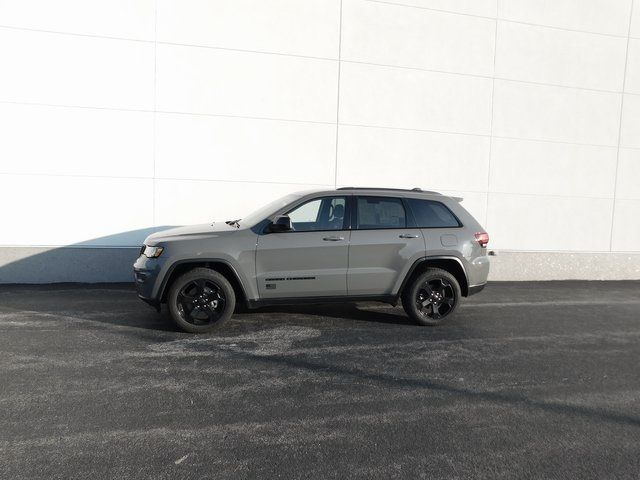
[142,245,164,258]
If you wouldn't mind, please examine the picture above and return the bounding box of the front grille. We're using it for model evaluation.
[139,244,146,255]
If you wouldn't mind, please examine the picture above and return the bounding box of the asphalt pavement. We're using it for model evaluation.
[1,281,639,479]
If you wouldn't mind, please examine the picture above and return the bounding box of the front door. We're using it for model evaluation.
[348,196,425,295]
[256,195,349,298]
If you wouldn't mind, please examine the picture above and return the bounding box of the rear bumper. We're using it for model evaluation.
[468,283,486,296]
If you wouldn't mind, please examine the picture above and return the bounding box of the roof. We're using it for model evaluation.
[336,187,441,194]
[291,187,462,203]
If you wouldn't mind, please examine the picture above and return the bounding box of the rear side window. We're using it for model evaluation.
[407,199,461,228]
[356,196,406,229]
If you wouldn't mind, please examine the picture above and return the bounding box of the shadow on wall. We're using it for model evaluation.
[0,226,177,284]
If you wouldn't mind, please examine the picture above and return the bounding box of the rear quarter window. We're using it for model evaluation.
[407,198,461,228]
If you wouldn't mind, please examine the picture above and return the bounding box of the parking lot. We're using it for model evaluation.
[1,281,639,479]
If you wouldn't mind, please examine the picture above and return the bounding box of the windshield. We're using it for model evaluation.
[238,193,303,227]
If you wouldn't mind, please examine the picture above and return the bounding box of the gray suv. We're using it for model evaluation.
[134,188,489,333]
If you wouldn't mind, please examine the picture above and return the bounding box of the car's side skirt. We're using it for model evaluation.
[246,294,398,309]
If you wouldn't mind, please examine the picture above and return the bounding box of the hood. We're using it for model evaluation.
[145,222,237,243]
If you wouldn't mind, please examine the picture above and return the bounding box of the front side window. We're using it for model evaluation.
[241,193,303,227]
[407,198,461,228]
[286,196,346,232]
[356,196,406,229]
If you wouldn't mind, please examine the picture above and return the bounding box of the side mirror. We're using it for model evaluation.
[268,215,292,233]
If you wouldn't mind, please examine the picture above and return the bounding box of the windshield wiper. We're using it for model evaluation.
[225,219,241,228]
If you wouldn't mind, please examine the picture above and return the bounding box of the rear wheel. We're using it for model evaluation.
[167,268,235,333]
[402,268,461,326]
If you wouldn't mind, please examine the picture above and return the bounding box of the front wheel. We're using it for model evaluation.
[167,268,236,333]
[402,268,461,326]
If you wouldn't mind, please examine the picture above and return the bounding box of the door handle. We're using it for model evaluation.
[399,233,419,239]
[322,236,344,241]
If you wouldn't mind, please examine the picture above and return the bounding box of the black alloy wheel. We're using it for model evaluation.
[402,268,461,326]
[177,278,226,325]
[415,277,455,320]
[168,268,236,333]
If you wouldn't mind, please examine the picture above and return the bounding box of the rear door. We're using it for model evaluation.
[347,196,425,295]
[255,195,350,298]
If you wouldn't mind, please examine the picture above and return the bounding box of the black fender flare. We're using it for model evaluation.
[397,255,470,297]
[157,258,250,304]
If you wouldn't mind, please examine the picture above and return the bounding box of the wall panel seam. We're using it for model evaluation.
[1,12,630,40]
[334,0,343,187]
[0,172,333,187]
[1,101,342,126]
[361,0,632,39]
[340,60,626,95]
[0,171,620,200]
[609,0,635,251]
[0,19,632,67]
[152,0,158,227]
[0,94,630,150]
[485,8,499,227]
[6,13,628,42]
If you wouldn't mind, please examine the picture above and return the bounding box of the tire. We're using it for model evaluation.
[167,268,236,333]
[402,268,461,326]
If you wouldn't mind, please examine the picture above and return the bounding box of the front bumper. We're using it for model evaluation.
[133,255,163,309]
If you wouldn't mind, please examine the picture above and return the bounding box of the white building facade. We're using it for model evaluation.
[0,0,639,282]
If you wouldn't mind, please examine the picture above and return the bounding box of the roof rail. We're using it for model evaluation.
[336,187,441,194]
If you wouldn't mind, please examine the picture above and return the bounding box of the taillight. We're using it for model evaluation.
[475,232,489,248]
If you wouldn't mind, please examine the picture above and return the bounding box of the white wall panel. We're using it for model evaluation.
[0,103,154,178]
[611,199,640,252]
[0,0,638,279]
[155,44,338,122]
[631,2,640,38]
[156,0,340,58]
[439,190,488,227]
[624,39,640,94]
[495,21,627,91]
[0,29,155,110]
[0,175,153,246]
[155,113,336,185]
[0,0,155,40]
[336,125,490,191]
[486,193,613,251]
[489,138,617,198]
[492,80,621,145]
[342,0,495,76]
[620,93,640,149]
[615,148,640,200]
[339,62,493,135]
[154,179,326,226]
[497,0,633,36]
[378,0,497,17]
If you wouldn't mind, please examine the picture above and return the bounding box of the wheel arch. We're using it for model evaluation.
[399,256,470,297]
[159,259,248,306]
